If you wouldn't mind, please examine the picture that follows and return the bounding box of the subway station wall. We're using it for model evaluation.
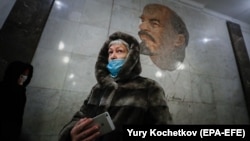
[1,0,250,140]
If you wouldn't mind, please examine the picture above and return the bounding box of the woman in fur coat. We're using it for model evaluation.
[58,31,172,141]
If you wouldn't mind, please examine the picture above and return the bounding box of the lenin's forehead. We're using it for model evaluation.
[142,4,172,19]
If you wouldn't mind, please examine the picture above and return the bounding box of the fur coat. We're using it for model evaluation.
[58,32,172,141]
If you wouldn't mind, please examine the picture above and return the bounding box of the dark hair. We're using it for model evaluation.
[170,12,189,47]
[3,61,33,87]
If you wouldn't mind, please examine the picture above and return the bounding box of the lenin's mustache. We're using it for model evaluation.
[138,30,156,43]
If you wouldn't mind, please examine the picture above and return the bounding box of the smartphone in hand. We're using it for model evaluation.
[91,112,115,135]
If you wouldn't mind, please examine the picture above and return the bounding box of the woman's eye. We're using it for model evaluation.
[117,50,124,53]
[108,51,113,54]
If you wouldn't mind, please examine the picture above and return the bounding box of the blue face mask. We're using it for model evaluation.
[106,59,125,78]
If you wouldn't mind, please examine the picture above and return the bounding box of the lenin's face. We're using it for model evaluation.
[138,4,176,56]
[138,4,187,71]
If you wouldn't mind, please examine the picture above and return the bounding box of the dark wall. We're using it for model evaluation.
[0,0,55,80]
[227,21,250,118]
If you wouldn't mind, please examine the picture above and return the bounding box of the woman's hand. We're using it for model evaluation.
[71,118,100,141]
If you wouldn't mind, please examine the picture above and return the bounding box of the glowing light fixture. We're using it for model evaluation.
[58,41,64,50]
[155,71,163,78]
[63,56,70,63]
[69,73,74,79]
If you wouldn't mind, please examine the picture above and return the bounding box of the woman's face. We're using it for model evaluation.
[18,69,29,86]
[108,43,128,61]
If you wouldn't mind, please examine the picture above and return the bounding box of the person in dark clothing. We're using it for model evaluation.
[58,32,172,141]
[0,61,33,141]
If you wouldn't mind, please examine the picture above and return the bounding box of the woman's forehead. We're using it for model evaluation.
[109,43,127,49]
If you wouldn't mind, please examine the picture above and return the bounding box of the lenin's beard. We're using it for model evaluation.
[138,30,182,71]
[138,30,158,56]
